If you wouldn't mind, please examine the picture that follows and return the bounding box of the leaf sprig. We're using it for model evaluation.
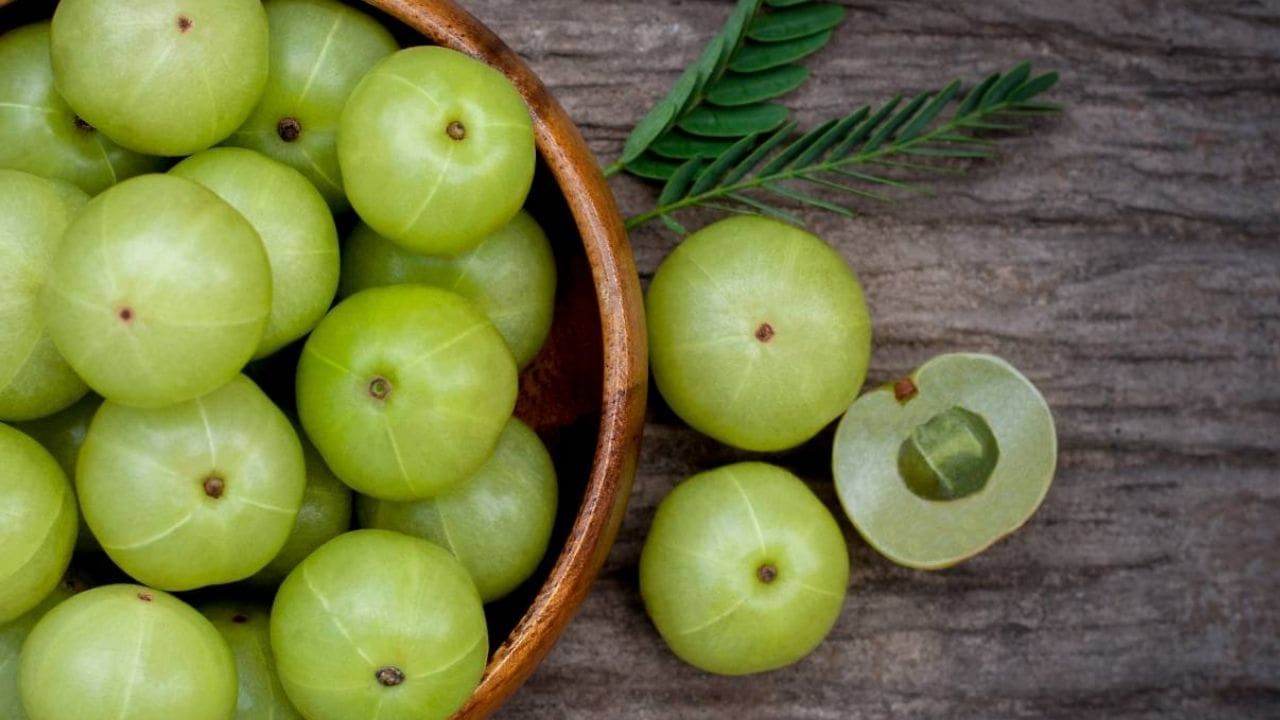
[606,0,847,180]
[626,62,1060,233]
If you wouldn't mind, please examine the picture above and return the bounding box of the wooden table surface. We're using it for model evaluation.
[467,1,1279,718]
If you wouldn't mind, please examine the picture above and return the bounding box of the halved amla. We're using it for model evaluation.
[78,375,306,591]
[19,585,237,720]
[833,353,1057,570]
[271,530,487,720]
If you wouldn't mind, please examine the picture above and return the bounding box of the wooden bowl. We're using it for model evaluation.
[0,1,647,717]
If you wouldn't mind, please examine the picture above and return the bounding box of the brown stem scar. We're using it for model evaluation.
[73,116,93,132]
[375,666,405,687]
[137,591,154,602]
[177,15,192,32]
[277,117,302,142]
[203,475,225,499]
[446,121,466,140]
[757,563,778,584]
[368,376,391,400]
[117,307,134,322]
[894,378,918,403]
[754,323,775,342]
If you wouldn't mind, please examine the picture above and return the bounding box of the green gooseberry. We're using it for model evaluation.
[0,423,77,624]
[833,353,1058,569]
[338,46,536,256]
[225,0,399,209]
[170,147,340,358]
[77,375,306,591]
[0,169,89,422]
[271,529,488,720]
[339,210,557,368]
[0,22,165,194]
[358,418,558,603]
[0,572,86,720]
[50,0,269,156]
[203,601,303,720]
[41,173,271,409]
[640,462,849,676]
[296,285,517,501]
[14,393,104,552]
[248,437,353,587]
[19,584,237,720]
[646,216,871,452]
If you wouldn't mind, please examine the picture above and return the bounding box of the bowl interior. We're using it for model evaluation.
[0,1,643,717]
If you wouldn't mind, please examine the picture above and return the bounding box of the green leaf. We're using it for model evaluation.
[765,0,810,6]
[983,62,1030,106]
[802,175,893,202]
[620,100,678,165]
[690,134,761,195]
[659,158,705,205]
[721,121,797,185]
[902,146,995,158]
[864,91,929,153]
[793,110,865,167]
[831,99,897,158]
[625,154,683,181]
[729,29,834,73]
[831,168,925,192]
[764,182,855,216]
[728,192,805,225]
[706,65,809,106]
[678,103,789,137]
[659,214,688,234]
[748,3,847,42]
[650,132,739,160]
[718,0,765,69]
[760,118,838,174]
[1008,71,1059,102]
[955,72,1000,118]
[897,80,961,141]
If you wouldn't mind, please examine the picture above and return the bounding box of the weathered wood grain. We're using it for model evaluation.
[464,1,1279,717]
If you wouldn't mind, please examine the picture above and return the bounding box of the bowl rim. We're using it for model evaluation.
[365,1,647,717]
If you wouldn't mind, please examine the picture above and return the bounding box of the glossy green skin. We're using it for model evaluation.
[0,23,164,194]
[833,353,1057,569]
[14,393,104,552]
[19,584,237,720]
[358,418,558,603]
[338,46,536,256]
[249,439,353,587]
[171,148,340,358]
[204,602,303,720]
[50,0,269,156]
[646,216,871,452]
[226,0,398,209]
[272,530,487,720]
[78,375,305,591]
[297,285,517,501]
[0,424,77,624]
[340,211,558,368]
[639,462,849,676]
[0,170,89,421]
[0,579,78,720]
[42,174,271,408]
